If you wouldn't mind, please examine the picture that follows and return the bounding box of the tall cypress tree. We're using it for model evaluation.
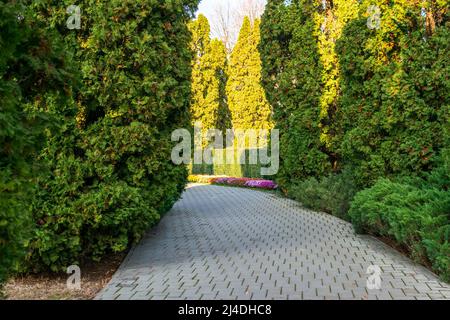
[189,15,229,131]
[260,0,331,188]
[227,17,272,133]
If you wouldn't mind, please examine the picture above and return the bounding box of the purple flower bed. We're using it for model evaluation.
[207,177,278,190]
[244,180,278,190]
[212,177,229,184]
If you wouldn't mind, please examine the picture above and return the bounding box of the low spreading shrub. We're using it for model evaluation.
[349,159,450,281]
[288,170,358,220]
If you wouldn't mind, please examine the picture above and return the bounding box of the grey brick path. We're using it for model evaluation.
[96,184,450,300]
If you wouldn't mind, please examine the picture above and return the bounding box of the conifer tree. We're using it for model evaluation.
[206,39,231,131]
[1,0,76,283]
[335,0,450,186]
[260,0,332,187]
[227,17,272,133]
[28,0,199,271]
[189,15,230,131]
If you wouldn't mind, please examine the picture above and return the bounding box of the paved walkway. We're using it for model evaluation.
[97,184,450,300]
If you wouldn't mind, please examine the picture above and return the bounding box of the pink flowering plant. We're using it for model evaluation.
[196,176,278,190]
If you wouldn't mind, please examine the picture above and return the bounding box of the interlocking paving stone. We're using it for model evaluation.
[96,184,450,300]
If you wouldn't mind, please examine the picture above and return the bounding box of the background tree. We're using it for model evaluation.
[227,16,272,134]
[207,39,231,131]
[189,14,230,132]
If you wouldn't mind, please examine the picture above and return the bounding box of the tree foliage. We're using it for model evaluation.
[0,0,76,284]
[335,0,450,186]
[227,17,272,132]
[27,0,199,271]
[260,0,331,188]
[261,0,449,187]
[189,14,230,131]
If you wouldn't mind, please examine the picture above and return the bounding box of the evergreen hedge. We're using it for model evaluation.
[335,0,450,187]
[0,0,76,284]
[27,0,199,271]
[260,0,449,279]
[261,0,449,186]
[260,0,331,189]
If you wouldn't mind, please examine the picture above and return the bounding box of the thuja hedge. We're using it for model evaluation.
[25,0,199,272]
[261,0,449,187]
[260,0,331,189]
[0,0,76,284]
[260,1,449,278]
[335,0,450,187]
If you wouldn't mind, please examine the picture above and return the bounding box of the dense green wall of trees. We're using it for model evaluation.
[0,0,77,284]
[0,0,199,277]
[261,0,449,188]
[260,0,449,280]
[335,0,450,186]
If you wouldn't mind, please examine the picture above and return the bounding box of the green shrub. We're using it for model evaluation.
[28,0,199,272]
[288,169,358,220]
[349,167,450,281]
[1,1,75,285]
